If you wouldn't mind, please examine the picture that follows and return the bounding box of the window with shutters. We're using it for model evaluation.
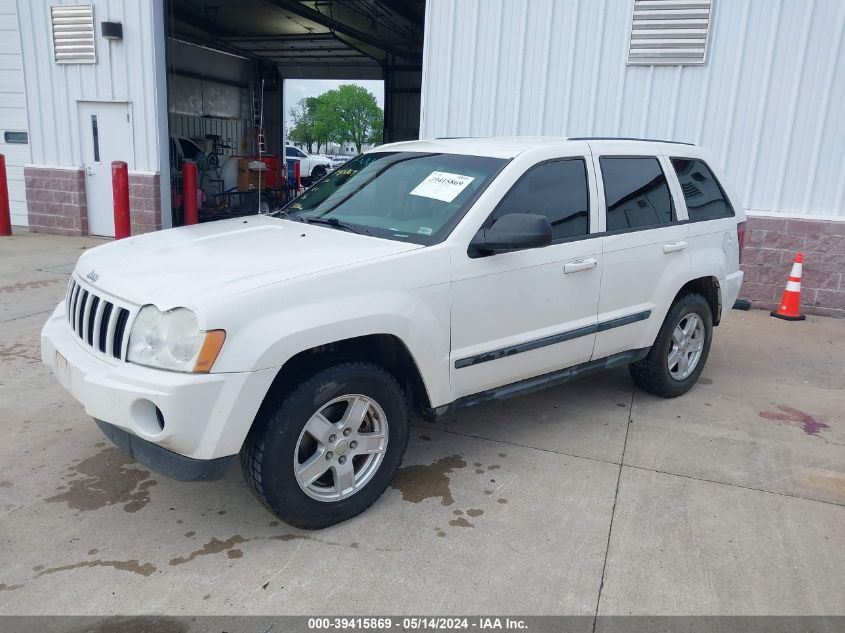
[51,5,96,64]
[627,0,713,65]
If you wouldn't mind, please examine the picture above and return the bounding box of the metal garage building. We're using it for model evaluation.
[6,0,422,238]
[419,0,845,317]
[1,0,843,315]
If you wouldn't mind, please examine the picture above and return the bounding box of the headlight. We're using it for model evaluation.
[127,306,225,373]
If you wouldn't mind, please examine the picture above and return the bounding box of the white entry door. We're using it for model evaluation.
[79,102,131,237]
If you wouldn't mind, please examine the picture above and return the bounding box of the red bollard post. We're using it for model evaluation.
[182,161,198,225]
[0,154,12,236]
[111,161,131,240]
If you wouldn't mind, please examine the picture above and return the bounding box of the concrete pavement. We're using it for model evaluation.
[0,230,843,616]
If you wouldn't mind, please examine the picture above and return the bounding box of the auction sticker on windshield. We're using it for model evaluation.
[410,171,475,203]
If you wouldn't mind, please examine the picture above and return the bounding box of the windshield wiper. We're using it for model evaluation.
[303,217,370,235]
[271,209,306,221]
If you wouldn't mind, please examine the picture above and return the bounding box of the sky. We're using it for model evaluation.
[283,79,384,130]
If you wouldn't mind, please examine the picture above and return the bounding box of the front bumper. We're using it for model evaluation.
[95,420,235,481]
[41,304,277,463]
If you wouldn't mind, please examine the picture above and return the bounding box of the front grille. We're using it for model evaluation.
[65,278,132,360]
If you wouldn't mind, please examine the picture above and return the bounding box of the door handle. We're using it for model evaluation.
[85,165,95,176]
[563,258,598,274]
[662,241,688,254]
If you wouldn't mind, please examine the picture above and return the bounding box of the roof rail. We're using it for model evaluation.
[568,136,695,146]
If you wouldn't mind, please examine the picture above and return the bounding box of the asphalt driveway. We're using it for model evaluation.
[1,231,843,616]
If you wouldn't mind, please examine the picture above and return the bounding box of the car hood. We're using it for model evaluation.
[75,215,421,309]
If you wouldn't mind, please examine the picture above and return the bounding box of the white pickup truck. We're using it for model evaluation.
[42,137,745,528]
[284,146,332,184]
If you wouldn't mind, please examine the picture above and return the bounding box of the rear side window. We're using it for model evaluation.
[491,158,589,241]
[671,158,734,221]
[600,157,675,231]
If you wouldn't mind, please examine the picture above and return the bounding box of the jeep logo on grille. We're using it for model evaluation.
[86,270,99,283]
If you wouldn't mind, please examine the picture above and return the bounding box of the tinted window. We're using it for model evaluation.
[491,159,589,241]
[671,158,734,221]
[600,157,675,231]
[3,131,27,144]
[178,139,201,161]
[286,147,305,158]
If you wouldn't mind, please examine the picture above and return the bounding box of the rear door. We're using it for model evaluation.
[591,150,691,360]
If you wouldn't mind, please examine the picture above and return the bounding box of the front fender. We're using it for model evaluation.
[210,285,452,408]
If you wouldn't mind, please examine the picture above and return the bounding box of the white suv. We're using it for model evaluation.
[42,137,745,528]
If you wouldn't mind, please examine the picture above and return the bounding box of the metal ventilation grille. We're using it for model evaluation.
[627,0,712,65]
[51,4,96,64]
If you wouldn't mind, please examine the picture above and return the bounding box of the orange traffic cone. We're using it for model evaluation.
[771,253,806,321]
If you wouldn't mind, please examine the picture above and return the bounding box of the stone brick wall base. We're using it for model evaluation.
[741,216,845,318]
[24,166,87,236]
[24,166,162,237]
[128,173,162,236]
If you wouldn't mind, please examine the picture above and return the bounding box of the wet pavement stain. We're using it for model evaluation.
[0,343,41,362]
[390,454,467,506]
[449,516,474,528]
[35,558,157,578]
[759,405,830,437]
[0,583,24,591]
[466,508,484,518]
[45,448,157,513]
[227,549,243,559]
[0,279,63,293]
[699,377,714,385]
[169,535,249,566]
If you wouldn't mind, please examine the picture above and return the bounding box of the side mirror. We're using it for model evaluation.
[470,213,553,256]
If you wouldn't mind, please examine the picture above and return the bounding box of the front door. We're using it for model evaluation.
[450,155,602,399]
[78,102,131,237]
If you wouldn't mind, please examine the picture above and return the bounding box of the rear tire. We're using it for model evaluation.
[241,362,408,529]
[629,293,713,398]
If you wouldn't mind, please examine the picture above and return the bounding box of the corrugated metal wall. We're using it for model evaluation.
[169,114,248,156]
[0,0,31,226]
[420,0,845,218]
[16,0,162,171]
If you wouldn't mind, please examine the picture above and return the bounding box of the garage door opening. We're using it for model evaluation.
[164,0,425,226]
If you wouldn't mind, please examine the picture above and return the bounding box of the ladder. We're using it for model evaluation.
[251,77,266,155]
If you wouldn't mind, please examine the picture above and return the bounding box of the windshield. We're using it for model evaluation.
[278,151,507,244]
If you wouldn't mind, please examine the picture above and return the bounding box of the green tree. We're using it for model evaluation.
[288,98,316,152]
[310,95,339,154]
[320,85,383,153]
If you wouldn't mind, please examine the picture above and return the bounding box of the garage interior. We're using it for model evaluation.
[164,0,425,223]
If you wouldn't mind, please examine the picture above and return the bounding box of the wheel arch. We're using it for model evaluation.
[672,276,722,325]
[255,333,433,424]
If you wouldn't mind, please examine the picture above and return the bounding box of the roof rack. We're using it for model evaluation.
[568,136,695,146]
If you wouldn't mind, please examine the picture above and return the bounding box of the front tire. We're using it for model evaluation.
[629,293,713,398]
[311,165,327,182]
[241,362,409,529]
